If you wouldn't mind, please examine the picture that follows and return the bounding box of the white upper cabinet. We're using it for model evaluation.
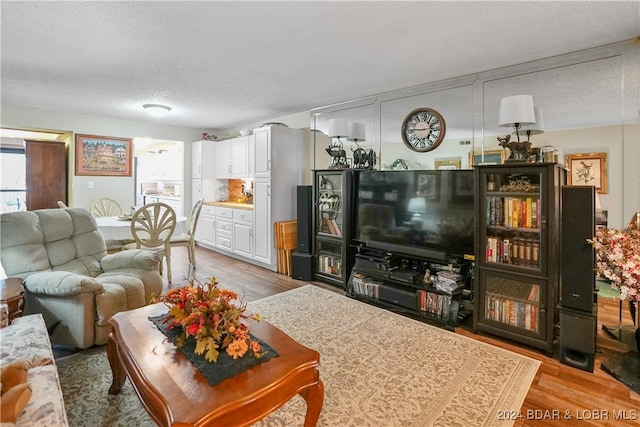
[215,136,250,179]
[192,140,202,179]
[253,127,271,178]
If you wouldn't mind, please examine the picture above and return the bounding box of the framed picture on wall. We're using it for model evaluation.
[434,158,462,170]
[469,149,506,167]
[75,134,133,176]
[566,152,607,194]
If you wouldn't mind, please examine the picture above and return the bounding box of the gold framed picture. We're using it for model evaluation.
[566,152,607,194]
[75,134,133,176]
[469,149,506,167]
[434,158,461,170]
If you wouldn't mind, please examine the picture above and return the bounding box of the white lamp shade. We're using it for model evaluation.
[347,122,366,142]
[328,118,349,138]
[498,95,536,127]
[516,107,545,135]
[408,197,427,214]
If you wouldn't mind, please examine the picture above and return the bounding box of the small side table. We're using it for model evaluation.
[0,278,25,325]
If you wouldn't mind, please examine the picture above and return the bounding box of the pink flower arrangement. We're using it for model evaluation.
[589,228,640,302]
[153,277,264,363]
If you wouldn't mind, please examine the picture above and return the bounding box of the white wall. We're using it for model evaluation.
[1,104,206,210]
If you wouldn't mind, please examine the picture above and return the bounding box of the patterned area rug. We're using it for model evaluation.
[57,285,540,427]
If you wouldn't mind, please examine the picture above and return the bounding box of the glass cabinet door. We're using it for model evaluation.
[478,269,547,338]
[480,169,545,274]
[316,173,343,237]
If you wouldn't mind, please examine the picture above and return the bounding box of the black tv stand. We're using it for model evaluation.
[347,244,474,331]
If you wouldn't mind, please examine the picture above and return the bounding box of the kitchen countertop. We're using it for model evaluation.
[204,201,254,210]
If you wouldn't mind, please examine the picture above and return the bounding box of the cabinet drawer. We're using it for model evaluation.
[216,218,232,233]
[216,234,232,250]
[201,205,216,216]
[233,209,253,222]
[216,207,233,218]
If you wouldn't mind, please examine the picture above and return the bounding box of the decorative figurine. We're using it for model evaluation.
[497,134,532,162]
[352,146,377,170]
[326,140,348,169]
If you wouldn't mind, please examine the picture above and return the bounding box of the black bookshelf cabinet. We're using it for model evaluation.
[346,245,473,330]
[313,170,355,288]
[473,163,566,355]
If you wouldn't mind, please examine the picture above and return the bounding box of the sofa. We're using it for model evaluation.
[0,314,69,426]
[0,208,163,349]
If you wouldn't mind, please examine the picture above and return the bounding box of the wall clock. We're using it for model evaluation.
[401,108,446,152]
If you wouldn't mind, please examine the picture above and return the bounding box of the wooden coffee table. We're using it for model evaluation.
[107,303,324,426]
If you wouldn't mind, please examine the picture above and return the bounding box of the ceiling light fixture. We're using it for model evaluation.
[143,104,172,117]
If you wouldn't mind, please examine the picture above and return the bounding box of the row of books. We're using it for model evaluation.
[485,235,540,267]
[484,295,539,332]
[351,273,382,297]
[486,196,541,229]
[318,254,342,276]
[417,290,452,320]
[351,273,454,320]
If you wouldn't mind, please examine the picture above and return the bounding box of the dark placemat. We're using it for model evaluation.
[149,314,278,386]
[601,351,640,395]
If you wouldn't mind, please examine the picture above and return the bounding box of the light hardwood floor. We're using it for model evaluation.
[168,246,640,427]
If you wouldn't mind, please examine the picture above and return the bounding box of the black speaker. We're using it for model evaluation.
[378,284,417,311]
[559,306,597,372]
[560,186,596,312]
[296,186,313,254]
[291,251,314,281]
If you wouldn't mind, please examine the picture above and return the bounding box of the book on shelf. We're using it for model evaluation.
[418,290,452,320]
[351,273,381,298]
[319,254,341,276]
[485,294,539,332]
[527,284,540,302]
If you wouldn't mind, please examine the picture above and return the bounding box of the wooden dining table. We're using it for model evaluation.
[95,215,189,241]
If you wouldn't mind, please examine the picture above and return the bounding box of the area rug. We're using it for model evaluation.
[57,285,540,427]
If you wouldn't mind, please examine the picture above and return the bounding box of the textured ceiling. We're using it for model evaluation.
[1,1,639,131]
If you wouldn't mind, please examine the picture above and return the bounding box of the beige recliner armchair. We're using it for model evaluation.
[0,207,163,349]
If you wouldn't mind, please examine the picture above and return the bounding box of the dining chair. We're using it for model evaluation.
[123,202,177,283]
[90,198,123,217]
[170,198,204,270]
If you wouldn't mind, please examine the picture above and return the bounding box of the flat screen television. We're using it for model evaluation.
[353,170,475,261]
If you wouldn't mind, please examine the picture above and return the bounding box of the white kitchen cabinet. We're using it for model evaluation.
[215,206,233,252]
[215,136,250,179]
[252,126,305,269]
[143,195,182,216]
[138,151,183,182]
[192,140,202,179]
[192,178,202,205]
[253,125,303,179]
[233,209,253,258]
[253,179,271,264]
[253,127,271,178]
[196,204,216,247]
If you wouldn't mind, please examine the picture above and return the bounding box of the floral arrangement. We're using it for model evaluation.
[588,227,640,303]
[152,277,264,363]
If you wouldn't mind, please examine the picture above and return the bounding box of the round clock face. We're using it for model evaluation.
[401,108,446,152]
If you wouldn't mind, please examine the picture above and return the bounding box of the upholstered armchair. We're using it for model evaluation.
[0,208,163,349]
